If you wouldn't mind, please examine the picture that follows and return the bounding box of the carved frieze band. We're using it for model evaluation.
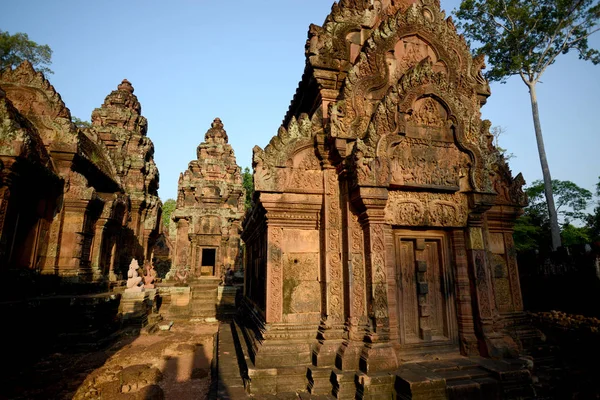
[267,226,283,322]
[385,191,467,227]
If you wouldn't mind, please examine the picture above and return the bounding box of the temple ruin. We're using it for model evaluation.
[6,0,600,398]
[0,62,161,281]
[171,118,245,279]
[239,0,531,397]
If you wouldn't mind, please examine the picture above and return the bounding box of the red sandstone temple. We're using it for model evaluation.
[0,62,161,281]
[239,0,531,397]
[171,118,245,279]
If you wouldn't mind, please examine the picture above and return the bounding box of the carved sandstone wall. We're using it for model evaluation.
[241,0,529,396]
[0,62,161,282]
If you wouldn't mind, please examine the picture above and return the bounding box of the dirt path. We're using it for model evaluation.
[4,322,218,400]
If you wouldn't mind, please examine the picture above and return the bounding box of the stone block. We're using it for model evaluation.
[308,367,334,395]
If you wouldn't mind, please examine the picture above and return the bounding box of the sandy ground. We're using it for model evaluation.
[3,322,218,400]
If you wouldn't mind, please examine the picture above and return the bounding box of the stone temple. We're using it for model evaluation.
[239,0,532,397]
[5,0,599,399]
[0,62,161,280]
[171,118,245,279]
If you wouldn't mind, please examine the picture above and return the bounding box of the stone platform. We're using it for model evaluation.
[158,277,221,322]
[213,318,534,399]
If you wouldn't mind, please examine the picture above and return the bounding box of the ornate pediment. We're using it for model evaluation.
[253,113,324,193]
[0,61,77,147]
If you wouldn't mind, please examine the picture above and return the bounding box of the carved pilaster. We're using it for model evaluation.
[450,229,479,356]
[175,218,190,268]
[58,198,90,278]
[266,226,283,323]
[90,217,108,280]
[324,169,344,324]
[504,233,523,312]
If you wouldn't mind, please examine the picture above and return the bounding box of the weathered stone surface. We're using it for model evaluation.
[170,118,245,280]
[240,0,531,397]
[0,63,161,282]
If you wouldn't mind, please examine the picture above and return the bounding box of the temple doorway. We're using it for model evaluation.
[200,248,216,276]
[394,230,458,351]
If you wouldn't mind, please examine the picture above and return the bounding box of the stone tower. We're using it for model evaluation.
[91,79,162,271]
[0,63,161,281]
[172,118,245,279]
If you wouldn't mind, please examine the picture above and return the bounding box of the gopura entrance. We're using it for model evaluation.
[394,230,458,349]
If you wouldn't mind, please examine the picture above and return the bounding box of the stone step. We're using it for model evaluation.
[215,321,250,399]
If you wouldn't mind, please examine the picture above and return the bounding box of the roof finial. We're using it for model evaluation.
[118,79,134,93]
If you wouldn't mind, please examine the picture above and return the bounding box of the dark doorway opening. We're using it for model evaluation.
[201,248,216,276]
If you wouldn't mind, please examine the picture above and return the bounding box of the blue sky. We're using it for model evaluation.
[2,0,599,202]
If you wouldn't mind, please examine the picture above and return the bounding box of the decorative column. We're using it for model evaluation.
[336,189,369,371]
[465,193,518,358]
[313,168,346,367]
[266,226,283,323]
[90,196,113,280]
[175,218,190,268]
[353,186,399,373]
[59,198,90,278]
[450,229,479,356]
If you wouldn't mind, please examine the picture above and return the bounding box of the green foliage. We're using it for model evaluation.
[242,167,254,210]
[161,199,176,229]
[72,117,92,129]
[455,0,600,84]
[561,223,591,246]
[0,30,53,74]
[585,176,600,241]
[513,214,548,252]
[515,179,594,251]
[526,179,592,224]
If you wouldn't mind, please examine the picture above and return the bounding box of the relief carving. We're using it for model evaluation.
[268,227,284,322]
[385,192,426,226]
[412,97,444,127]
[351,253,366,316]
[429,195,468,226]
[370,224,388,319]
[385,191,467,227]
[388,137,468,189]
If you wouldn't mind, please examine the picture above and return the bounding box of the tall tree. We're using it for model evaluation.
[0,30,53,74]
[455,0,600,250]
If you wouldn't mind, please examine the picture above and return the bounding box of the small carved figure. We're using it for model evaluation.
[125,258,144,292]
[175,266,189,286]
[143,261,157,289]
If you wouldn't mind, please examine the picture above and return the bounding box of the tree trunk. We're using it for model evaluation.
[528,82,562,250]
